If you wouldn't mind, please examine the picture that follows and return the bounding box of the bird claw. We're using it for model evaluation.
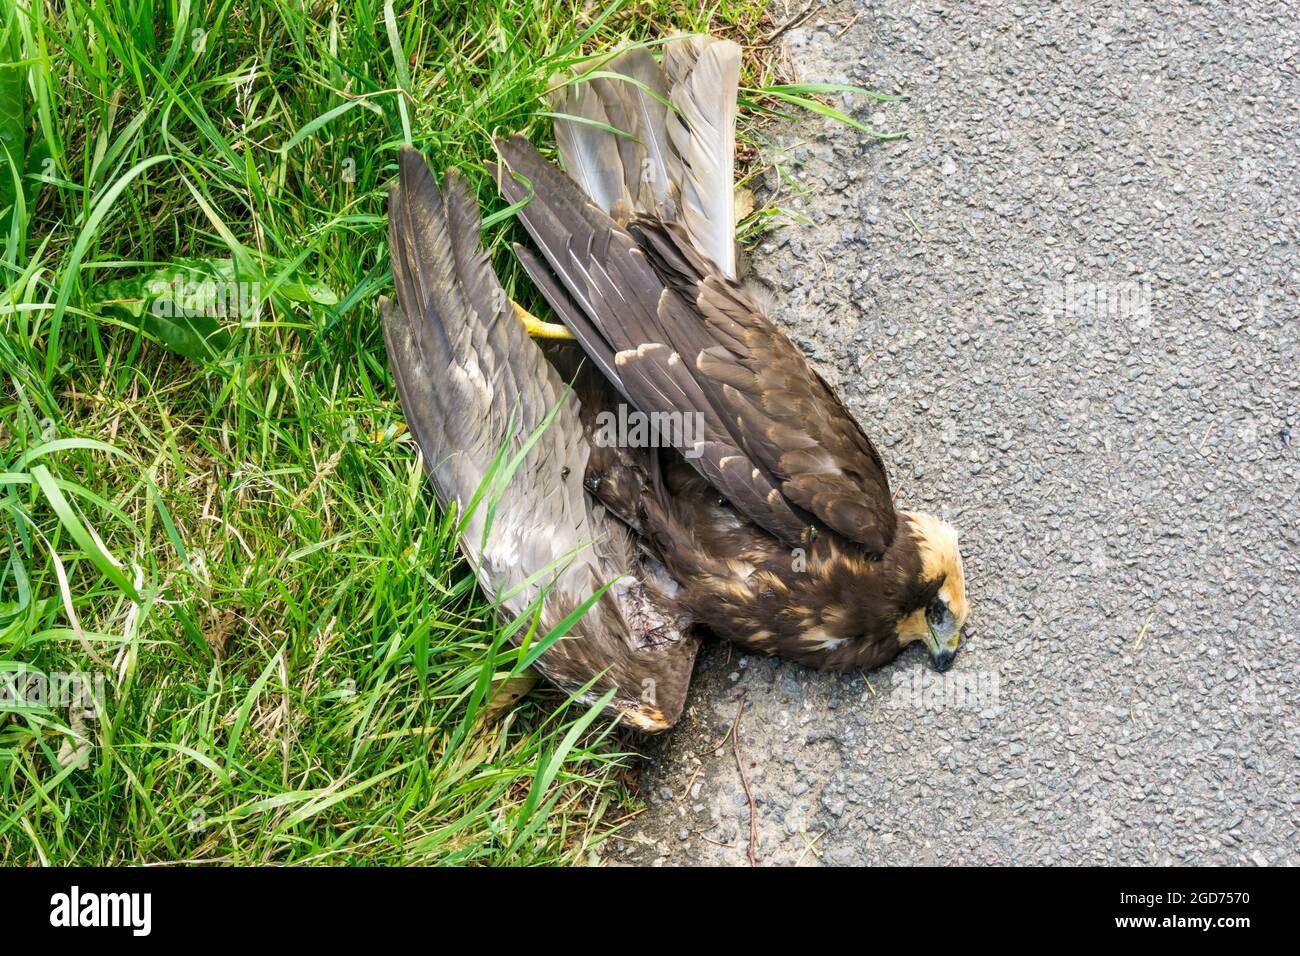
[513,300,575,340]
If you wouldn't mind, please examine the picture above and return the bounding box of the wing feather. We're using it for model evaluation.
[496,135,896,552]
[385,147,704,729]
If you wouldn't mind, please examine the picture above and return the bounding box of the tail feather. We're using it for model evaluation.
[550,48,682,221]
[663,36,740,279]
[548,35,741,278]
[550,78,630,217]
[598,50,681,216]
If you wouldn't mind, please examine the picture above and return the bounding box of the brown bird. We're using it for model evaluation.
[381,36,969,733]
[493,36,969,674]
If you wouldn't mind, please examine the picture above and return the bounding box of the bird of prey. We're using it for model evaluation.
[381,35,969,731]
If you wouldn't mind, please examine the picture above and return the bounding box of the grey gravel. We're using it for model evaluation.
[606,0,1298,866]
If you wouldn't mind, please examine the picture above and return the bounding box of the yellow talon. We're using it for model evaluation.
[513,300,575,340]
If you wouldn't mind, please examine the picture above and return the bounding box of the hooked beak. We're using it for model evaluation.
[923,619,961,672]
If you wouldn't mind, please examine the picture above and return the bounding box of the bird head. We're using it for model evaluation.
[893,512,969,672]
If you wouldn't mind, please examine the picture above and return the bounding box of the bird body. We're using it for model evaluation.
[381,35,969,731]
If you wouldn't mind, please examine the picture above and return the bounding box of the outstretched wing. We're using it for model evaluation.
[495,134,897,554]
[383,146,698,729]
[383,147,599,610]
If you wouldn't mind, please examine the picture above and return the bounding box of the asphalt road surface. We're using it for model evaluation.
[606,0,1297,865]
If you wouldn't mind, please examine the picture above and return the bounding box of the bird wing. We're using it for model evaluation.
[383,147,697,729]
[495,135,897,554]
[633,219,897,553]
[384,147,597,609]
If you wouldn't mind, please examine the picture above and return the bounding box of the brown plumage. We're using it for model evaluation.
[493,36,969,675]
[382,36,968,733]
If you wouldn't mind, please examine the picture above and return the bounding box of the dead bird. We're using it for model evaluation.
[381,36,969,732]
[493,36,969,675]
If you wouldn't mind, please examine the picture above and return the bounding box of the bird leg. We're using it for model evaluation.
[512,300,575,340]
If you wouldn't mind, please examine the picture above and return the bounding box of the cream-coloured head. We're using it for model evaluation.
[894,511,969,670]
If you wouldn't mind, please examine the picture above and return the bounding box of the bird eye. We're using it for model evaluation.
[926,598,947,625]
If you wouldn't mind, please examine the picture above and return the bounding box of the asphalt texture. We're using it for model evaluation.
[605,0,1298,865]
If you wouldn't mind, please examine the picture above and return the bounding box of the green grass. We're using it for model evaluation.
[0,0,896,864]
